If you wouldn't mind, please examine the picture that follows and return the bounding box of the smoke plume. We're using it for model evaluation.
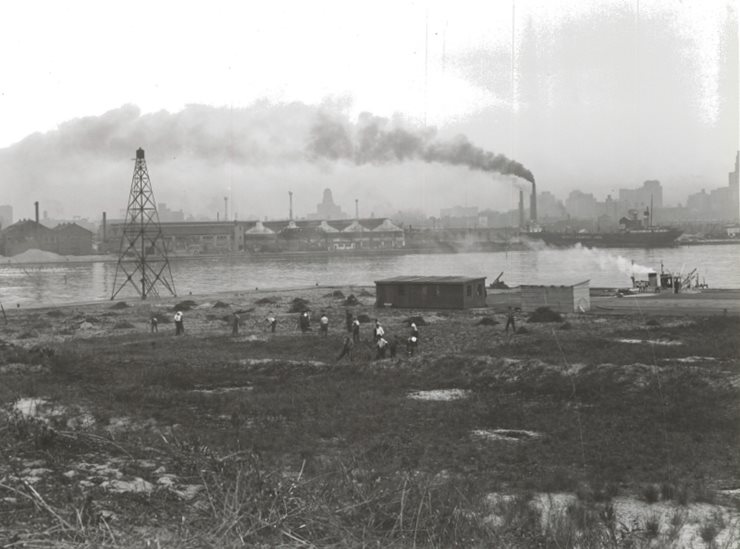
[0,102,533,220]
[307,113,535,183]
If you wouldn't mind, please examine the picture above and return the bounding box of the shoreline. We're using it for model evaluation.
[2,239,737,268]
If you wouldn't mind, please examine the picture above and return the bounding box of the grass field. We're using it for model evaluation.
[0,287,738,547]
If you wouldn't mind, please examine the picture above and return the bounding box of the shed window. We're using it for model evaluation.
[477,284,483,296]
[466,285,472,297]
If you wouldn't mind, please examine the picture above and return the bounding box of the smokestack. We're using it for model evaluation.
[224,197,228,222]
[518,191,524,228]
[289,191,293,220]
[355,199,359,220]
[102,211,107,242]
[34,201,39,224]
[529,181,537,223]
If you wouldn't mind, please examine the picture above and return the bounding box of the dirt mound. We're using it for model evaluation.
[212,301,230,308]
[288,298,310,313]
[358,289,375,297]
[405,316,427,326]
[325,290,345,299]
[646,319,660,326]
[46,309,65,318]
[110,301,129,309]
[357,314,372,323]
[528,307,563,323]
[559,322,572,330]
[255,297,278,305]
[113,320,135,330]
[476,316,499,326]
[344,294,359,306]
[173,300,197,311]
[516,326,529,334]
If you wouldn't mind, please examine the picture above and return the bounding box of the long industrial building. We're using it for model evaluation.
[102,218,405,254]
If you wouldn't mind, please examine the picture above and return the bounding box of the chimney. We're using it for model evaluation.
[518,191,524,228]
[102,211,107,242]
[289,191,293,221]
[355,199,359,220]
[34,201,39,224]
[224,196,228,222]
[529,182,537,223]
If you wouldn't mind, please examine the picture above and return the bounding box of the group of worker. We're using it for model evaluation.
[336,317,420,362]
[151,306,516,358]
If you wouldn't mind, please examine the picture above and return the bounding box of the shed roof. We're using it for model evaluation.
[375,275,486,285]
[519,280,590,289]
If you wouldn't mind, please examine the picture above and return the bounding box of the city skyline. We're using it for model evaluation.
[0,1,736,222]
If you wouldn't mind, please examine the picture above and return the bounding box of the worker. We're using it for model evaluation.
[376,336,388,359]
[266,314,277,333]
[410,321,419,340]
[407,335,418,356]
[319,312,329,336]
[352,317,361,343]
[150,315,158,333]
[174,311,184,336]
[504,306,516,334]
[299,311,310,333]
[373,319,385,342]
[336,336,353,362]
[232,312,240,336]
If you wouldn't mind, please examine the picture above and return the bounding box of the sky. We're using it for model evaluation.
[0,0,737,221]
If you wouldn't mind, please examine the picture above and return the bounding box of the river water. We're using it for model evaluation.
[1,244,738,306]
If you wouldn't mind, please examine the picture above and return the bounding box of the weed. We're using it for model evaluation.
[644,514,660,538]
[642,484,659,504]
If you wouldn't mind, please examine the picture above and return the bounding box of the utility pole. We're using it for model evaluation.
[111,148,176,300]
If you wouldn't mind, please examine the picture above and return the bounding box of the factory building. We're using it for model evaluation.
[104,218,404,254]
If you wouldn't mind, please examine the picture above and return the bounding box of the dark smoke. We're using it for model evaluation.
[307,113,535,183]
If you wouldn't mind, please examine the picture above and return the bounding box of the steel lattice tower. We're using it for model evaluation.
[111,148,176,300]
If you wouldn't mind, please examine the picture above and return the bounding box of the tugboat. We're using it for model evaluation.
[526,208,682,248]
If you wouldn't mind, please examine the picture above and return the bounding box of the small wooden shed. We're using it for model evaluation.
[375,276,487,309]
[520,280,590,313]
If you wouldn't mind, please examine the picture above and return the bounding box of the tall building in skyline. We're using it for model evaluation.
[0,205,12,229]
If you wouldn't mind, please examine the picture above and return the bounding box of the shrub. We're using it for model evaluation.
[110,301,129,309]
[642,484,659,504]
[528,307,563,323]
[476,316,499,326]
[255,297,277,305]
[646,319,660,326]
[173,300,197,311]
[288,298,310,313]
[213,301,230,308]
[344,295,359,306]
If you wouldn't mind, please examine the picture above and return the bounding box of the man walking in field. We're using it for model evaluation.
[336,336,353,363]
[352,317,361,343]
[320,312,329,337]
[266,314,277,333]
[345,309,353,333]
[232,312,240,336]
[376,335,389,359]
[373,319,385,342]
[150,315,158,333]
[174,311,184,336]
[505,306,516,334]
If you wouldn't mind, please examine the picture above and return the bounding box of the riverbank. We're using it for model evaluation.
[0,286,738,546]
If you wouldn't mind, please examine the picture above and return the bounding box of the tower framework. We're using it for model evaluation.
[111,148,176,300]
